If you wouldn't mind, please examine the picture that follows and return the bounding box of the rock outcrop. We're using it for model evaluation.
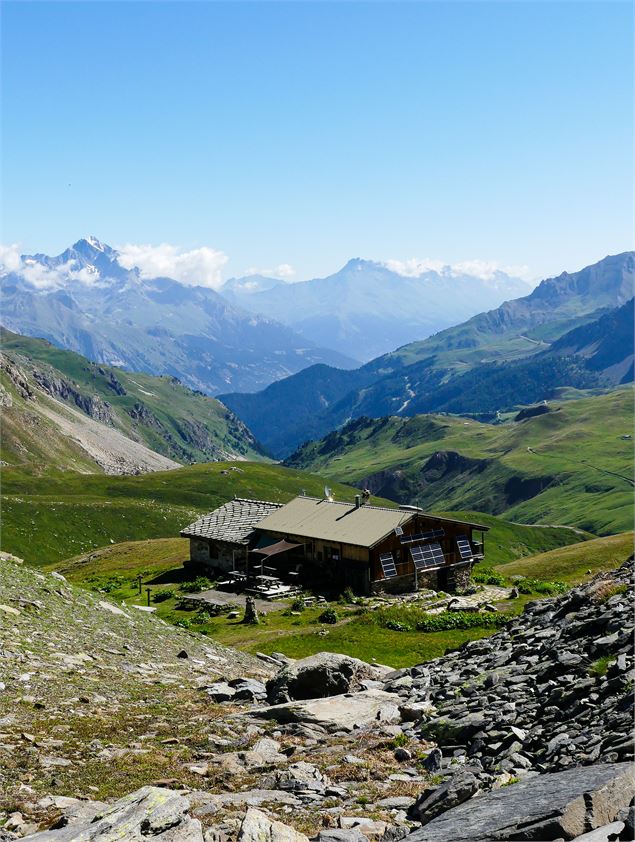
[266,653,390,704]
[408,763,635,842]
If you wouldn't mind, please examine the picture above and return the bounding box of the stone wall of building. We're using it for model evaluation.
[187,538,243,574]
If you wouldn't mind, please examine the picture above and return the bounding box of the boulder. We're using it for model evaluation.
[409,768,480,823]
[23,786,203,840]
[266,653,389,704]
[262,761,328,793]
[229,678,267,702]
[251,689,402,732]
[238,808,308,842]
[407,763,635,842]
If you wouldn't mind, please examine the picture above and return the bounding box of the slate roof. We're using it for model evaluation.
[180,498,284,545]
[254,496,416,549]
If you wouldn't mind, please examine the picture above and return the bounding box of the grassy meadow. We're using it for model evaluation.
[0,461,392,565]
[45,516,634,669]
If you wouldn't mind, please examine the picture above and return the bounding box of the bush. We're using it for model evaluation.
[472,568,507,587]
[319,607,338,624]
[179,576,214,594]
[415,611,507,632]
[290,597,306,612]
[175,618,192,629]
[516,578,567,595]
[90,574,129,593]
[385,620,409,632]
[153,588,175,603]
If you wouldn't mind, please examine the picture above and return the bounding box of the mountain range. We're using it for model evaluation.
[220,252,635,456]
[221,258,531,361]
[0,238,356,395]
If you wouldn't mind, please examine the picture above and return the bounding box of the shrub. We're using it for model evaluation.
[90,574,128,593]
[153,589,175,603]
[385,620,409,632]
[414,611,507,632]
[175,618,192,629]
[290,597,306,612]
[516,578,567,596]
[319,607,338,624]
[472,568,506,587]
[179,576,214,594]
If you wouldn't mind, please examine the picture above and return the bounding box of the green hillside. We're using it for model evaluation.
[495,532,634,582]
[1,328,264,470]
[286,389,634,536]
[0,461,388,565]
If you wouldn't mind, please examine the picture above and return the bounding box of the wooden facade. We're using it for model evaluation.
[182,496,488,596]
[255,510,486,596]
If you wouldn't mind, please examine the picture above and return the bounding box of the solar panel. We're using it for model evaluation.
[380,552,397,578]
[400,528,445,544]
[410,542,445,569]
[456,535,473,561]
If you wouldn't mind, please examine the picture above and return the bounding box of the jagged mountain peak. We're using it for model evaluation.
[71,235,115,257]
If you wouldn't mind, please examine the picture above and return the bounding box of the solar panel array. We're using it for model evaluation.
[400,528,445,545]
[410,542,445,569]
[380,552,398,578]
[456,535,474,561]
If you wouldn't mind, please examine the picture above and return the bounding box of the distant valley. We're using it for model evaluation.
[221,252,634,456]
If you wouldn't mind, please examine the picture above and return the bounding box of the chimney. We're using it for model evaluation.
[355,494,361,509]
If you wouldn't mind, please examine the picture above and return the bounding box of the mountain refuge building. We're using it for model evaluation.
[180,494,488,595]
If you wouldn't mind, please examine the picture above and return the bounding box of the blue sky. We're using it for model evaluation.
[2,1,633,284]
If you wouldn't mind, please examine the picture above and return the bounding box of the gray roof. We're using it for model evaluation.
[255,496,416,549]
[181,498,284,545]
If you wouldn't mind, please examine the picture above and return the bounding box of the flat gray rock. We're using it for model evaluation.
[249,689,402,732]
[408,763,635,842]
[23,787,203,841]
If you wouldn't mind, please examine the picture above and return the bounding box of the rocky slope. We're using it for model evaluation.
[0,553,632,840]
[0,331,265,474]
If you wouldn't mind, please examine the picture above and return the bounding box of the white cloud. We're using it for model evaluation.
[0,244,22,273]
[244,263,296,280]
[0,246,102,290]
[116,243,228,289]
[382,257,535,285]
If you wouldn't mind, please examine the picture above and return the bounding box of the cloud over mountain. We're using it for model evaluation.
[116,242,229,289]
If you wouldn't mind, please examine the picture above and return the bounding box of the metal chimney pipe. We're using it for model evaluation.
[355,494,361,508]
